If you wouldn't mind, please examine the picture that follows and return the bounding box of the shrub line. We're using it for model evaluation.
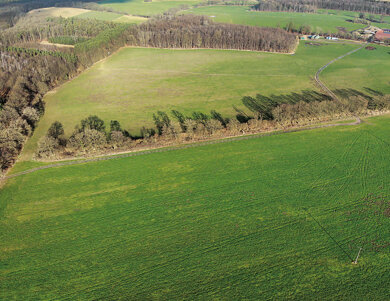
[1,116,364,181]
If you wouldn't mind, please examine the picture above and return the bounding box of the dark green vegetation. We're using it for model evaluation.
[1,114,389,299]
[253,0,390,15]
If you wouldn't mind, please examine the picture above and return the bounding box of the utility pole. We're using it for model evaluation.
[353,247,363,264]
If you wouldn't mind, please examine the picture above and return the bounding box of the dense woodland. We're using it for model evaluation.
[127,15,297,53]
[0,51,78,170]
[253,0,390,15]
[0,17,117,46]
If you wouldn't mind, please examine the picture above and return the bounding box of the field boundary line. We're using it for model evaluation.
[1,117,362,181]
[315,43,367,100]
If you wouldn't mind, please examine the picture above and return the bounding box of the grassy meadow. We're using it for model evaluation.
[75,10,147,23]
[26,7,90,18]
[322,44,390,94]
[99,0,202,16]
[184,6,390,33]
[1,114,390,299]
[23,41,381,159]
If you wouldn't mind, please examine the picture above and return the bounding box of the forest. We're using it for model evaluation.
[253,0,390,15]
[126,15,297,53]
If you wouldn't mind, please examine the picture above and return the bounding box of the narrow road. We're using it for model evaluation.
[315,43,367,100]
[1,118,361,181]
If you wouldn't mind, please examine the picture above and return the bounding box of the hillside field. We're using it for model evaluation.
[184,6,390,33]
[99,0,202,16]
[75,11,147,23]
[26,7,90,18]
[20,41,390,160]
[1,114,390,299]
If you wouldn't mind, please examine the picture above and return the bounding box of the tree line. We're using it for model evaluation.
[253,0,390,15]
[36,91,390,159]
[0,16,117,47]
[125,15,297,53]
[0,46,78,171]
[2,46,78,63]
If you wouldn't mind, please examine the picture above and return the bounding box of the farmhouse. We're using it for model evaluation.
[375,29,390,40]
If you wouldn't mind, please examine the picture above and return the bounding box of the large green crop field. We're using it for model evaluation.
[184,6,390,33]
[1,114,389,299]
[21,41,390,160]
[99,0,202,16]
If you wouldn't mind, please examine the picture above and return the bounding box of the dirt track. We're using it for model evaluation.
[314,43,367,99]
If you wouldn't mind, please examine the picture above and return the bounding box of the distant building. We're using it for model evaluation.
[326,36,339,40]
[375,29,390,40]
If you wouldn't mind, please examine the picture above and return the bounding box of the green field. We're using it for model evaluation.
[322,44,390,93]
[184,6,389,33]
[1,114,390,299]
[21,41,390,160]
[99,0,202,16]
[75,10,147,23]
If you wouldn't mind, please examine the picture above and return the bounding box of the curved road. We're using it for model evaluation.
[315,42,367,100]
[1,44,367,181]
[1,118,361,181]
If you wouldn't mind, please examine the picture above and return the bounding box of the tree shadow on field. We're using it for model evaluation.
[333,88,373,100]
[363,87,384,96]
[235,90,332,122]
[268,90,332,104]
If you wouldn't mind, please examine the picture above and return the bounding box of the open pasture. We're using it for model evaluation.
[321,44,390,94]
[22,41,374,158]
[26,7,90,18]
[1,114,390,299]
[99,0,202,16]
[75,10,147,23]
[184,6,389,33]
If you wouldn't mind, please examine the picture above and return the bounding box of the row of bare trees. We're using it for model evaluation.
[36,93,390,159]
[126,15,298,53]
[253,0,390,15]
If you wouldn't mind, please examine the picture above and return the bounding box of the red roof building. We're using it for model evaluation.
[375,29,390,40]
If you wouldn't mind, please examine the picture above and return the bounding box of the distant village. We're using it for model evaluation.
[300,27,390,44]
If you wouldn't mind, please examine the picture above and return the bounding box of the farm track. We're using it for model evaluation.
[1,118,361,181]
[315,43,367,99]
